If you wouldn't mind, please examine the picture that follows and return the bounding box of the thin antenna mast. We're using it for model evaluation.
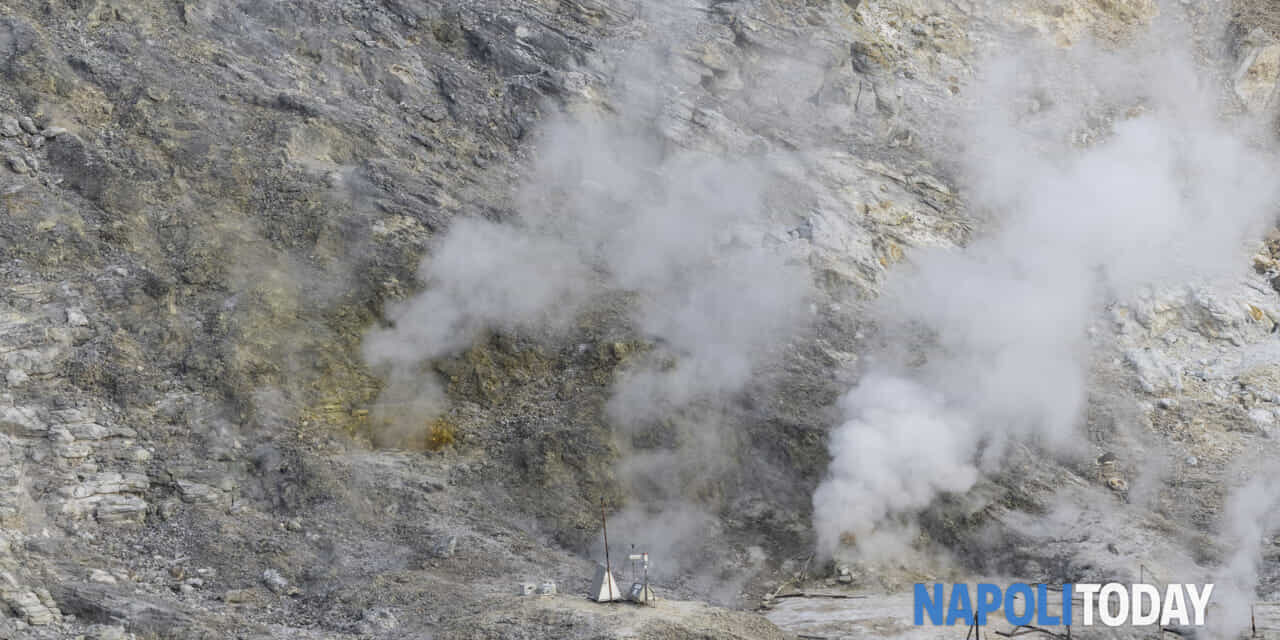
[601,500,613,602]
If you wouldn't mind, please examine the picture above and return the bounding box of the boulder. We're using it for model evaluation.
[1235,28,1280,114]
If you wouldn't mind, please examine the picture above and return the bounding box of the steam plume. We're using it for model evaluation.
[1213,472,1280,637]
[813,29,1279,556]
[361,3,814,448]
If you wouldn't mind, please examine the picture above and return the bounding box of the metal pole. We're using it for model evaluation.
[643,555,650,605]
[601,500,613,602]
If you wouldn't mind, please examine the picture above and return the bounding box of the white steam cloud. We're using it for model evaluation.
[362,59,812,432]
[1213,471,1280,637]
[813,31,1279,556]
[360,0,1280,610]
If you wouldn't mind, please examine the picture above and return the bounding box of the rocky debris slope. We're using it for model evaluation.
[0,0,1277,638]
[0,0,631,636]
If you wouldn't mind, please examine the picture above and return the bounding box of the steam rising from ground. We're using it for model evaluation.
[1214,472,1280,637]
[359,0,818,479]
[813,32,1279,557]
[355,4,829,592]
[362,113,809,428]
[359,0,1280,612]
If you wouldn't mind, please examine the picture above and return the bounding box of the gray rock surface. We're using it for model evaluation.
[0,0,1276,638]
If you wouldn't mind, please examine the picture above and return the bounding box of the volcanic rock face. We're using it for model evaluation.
[0,0,1279,638]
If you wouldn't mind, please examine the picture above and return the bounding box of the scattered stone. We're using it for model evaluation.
[421,102,448,122]
[5,370,27,387]
[17,117,37,135]
[34,588,61,622]
[433,535,457,558]
[223,589,256,604]
[157,499,180,521]
[358,607,398,633]
[1235,28,1280,114]
[261,568,288,595]
[41,126,67,139]
[50,408,93,424]
[538,581,557,595]
[175,480,220,503]
[1185,456,1198,467]
[95,495,148,524]
[1249,407,1274,428]
[1126,348,1183,394]
[6,155,28,175]
[0,406,46,437]
[836,566,853,584]
[92,624,128,640]
[89,569,117,585]
[62,472,150,498]
[284,518,303,532]
[56,440,93,458]
[49,425,74,443]
[1,588,59,625]
[52,583,192,633]
[66,422,110,440]
[66,308,89,326]
[0,117,18,137]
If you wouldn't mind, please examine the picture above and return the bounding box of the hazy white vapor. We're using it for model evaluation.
[363,76,811,435]
[812,33,1279,556]
[364,218,593,368]
[1213,473,1280,638]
